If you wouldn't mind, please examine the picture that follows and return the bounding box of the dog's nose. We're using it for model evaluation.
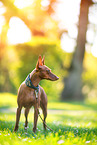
[56,76,59,80]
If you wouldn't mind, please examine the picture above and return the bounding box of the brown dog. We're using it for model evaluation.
[14,55,59,132]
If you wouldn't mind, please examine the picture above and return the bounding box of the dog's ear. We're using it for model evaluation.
[42,55,45,65]
[38,55,42,66]
[36,55,43,70]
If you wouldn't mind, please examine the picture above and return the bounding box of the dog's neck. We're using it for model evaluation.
[30,69,41,87]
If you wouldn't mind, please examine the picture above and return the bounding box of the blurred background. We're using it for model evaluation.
[0,0,97,102]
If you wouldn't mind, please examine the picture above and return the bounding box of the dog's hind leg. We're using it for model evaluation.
[24,107,30,130]
[14,106,22,132]
[43,106,47,130]
[33,106,38,133]
[41,105,47,130]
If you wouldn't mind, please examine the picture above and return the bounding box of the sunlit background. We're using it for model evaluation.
[0,0,97,102]
[0,1,97,144]
[0,0,97,56]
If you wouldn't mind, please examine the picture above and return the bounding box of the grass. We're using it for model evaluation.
[0,93,97,145]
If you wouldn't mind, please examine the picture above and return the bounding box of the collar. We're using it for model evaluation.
[25,74,39,92]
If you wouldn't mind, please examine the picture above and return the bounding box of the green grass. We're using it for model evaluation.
[0,93,97,145]
[0,93,17,108]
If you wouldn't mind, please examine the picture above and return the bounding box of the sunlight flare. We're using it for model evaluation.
[91,35,97,57]
[61,33,76,53]
[14,0,33,9]
[7,17,31,44]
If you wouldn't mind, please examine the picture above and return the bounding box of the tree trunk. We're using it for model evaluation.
[61,0,92,101]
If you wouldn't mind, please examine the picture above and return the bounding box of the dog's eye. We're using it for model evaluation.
[39,67,42,71]
[46,70,50,74]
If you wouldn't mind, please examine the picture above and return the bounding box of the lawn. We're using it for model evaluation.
[0,93,97,145]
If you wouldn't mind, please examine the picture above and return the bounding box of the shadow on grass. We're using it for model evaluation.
[0,105,11,110]
[48,101,97,111]
[67,101,97,111]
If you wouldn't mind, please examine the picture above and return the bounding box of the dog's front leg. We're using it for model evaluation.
[14,106,22,132]
[33,107,38,133]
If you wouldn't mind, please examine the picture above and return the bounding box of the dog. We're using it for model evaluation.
[14,55,59,132]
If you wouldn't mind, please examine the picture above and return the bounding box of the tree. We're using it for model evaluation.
[61,0,93,101]
[1,0,58,38]
[0,0,59,92]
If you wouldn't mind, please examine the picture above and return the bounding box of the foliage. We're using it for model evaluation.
[82,53,97,103]
[0,93,17,108]
[0,37,97,102]
[1,0,59,38]
[0,0,60,97]
[0,93,97,145]
[0,0,97,102]
[0,37,69,100]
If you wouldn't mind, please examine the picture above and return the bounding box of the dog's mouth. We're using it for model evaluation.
[45,76,59,81]
[40,73,59,81]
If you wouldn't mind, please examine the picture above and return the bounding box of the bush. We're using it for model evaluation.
[0,37,68,100]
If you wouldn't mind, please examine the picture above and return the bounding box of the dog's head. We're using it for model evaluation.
[36,55,59,81]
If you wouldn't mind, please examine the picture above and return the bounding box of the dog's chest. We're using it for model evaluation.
[23,90,40,107]
[26,91,36,102]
